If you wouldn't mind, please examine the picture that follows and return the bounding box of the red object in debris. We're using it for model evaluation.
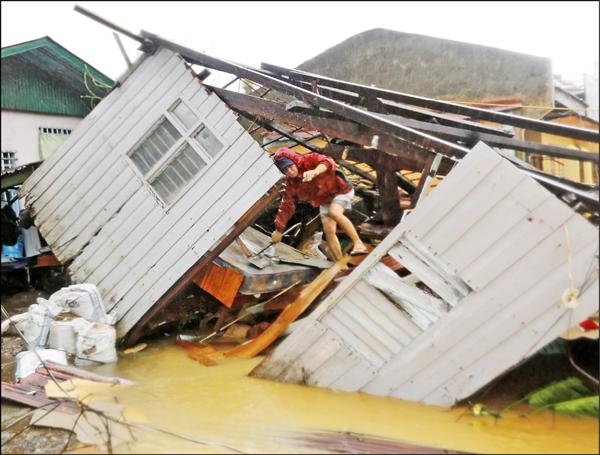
[248,322,271,339]
[36,254,61,267]
[580,319,599,331]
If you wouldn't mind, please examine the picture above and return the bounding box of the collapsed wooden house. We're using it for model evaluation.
[251,142,599,406]
[18,8,599,403]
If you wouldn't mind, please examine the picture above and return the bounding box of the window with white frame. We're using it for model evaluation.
[1,151,17,171]
[128,99,224,204]
[1,151,18,207]
[39,127,73,160]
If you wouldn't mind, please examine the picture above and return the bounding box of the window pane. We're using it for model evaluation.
[130,118,181,175]
[193,125,223,158]
[150,144,206,204]
[171,101,198,131]
[183,145,207,170]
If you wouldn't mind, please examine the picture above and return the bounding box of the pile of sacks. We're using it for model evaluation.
[2,284,118,369]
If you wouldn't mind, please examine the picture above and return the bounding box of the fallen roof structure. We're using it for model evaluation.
[18,6,599,354]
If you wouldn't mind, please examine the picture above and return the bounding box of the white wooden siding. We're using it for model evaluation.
[22,48,281,337]
[252,142,599,407]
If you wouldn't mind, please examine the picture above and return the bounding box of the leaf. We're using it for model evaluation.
[553,396,599,418]
[526,377,591,408]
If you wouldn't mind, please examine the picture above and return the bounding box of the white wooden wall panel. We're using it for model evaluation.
[342,288,407,350]
[99,135,265,310]
[458,197,576,290]
[363,211,594,397]
[399,145,499,237]
[33,50,191,263]
[20,53,153,195]
[307,344,364,388]
[329,362,378,393]
[68,188,156,281]
[40,60,194,235]
[253,142,599,407]
[28,50,178,217]
[117,163,280,336]
[91,98,249,298]
[418,166,526,259]
[23,47,281,338]
[252,321,328,382]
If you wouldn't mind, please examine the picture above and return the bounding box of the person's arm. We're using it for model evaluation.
[302,163,328,182]
[300,153,336,183]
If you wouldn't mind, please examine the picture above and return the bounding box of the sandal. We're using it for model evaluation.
[350,246,369,256]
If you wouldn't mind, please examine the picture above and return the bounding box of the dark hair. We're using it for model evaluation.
[274,157,294,172]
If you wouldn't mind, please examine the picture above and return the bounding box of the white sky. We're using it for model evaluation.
[2,1,599,87]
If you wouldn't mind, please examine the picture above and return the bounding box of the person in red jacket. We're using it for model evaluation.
[271,147,368,260]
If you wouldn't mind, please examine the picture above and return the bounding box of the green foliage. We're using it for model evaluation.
[526,377,591,408]
[553,396,599,418]
[524,377,598,418]
[499,376,598,419]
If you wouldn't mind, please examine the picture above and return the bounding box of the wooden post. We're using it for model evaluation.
[124,181,283,346]
[374,153,402,226]
[411,154,435,207]
[413,153,443,207]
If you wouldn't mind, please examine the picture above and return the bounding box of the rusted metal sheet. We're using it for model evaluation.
[252,142,599,407]
[1,361,131,412]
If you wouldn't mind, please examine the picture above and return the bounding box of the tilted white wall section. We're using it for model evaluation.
[252,142,599,407]
[21,48,281,337]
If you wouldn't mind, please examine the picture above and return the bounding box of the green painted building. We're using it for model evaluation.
[2,36,113,117]
[1,36,113,166]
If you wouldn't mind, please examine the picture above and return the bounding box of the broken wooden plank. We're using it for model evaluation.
[177,256,349,365]
[192,262,244,308]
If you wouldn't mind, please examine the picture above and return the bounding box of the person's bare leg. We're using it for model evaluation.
[322,215,343,260]
[327,203,367,254]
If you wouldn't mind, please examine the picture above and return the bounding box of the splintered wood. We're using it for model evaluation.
[177,256,349,366]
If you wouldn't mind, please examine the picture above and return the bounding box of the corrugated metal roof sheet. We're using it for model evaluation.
[1,36,113,116]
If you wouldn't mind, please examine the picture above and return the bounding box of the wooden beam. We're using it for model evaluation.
[261,62,600,143]
[213,88,455,174]
[124,181,283,346]
[286,81,513,137]
[140,31,469,159]
[277,80,598,162]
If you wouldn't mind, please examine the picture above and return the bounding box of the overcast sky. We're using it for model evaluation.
[2,1,599,87]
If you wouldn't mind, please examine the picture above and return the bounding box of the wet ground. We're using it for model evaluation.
[2,291,599,454]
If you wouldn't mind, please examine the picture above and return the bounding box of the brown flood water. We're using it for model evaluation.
[65,337,599,454]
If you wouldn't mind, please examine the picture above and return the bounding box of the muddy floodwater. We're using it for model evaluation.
[52,337,597,454]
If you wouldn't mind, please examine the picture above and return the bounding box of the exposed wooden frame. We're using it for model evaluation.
[261,62,600,143]
[139,31,470,160]
[281,80,598,162]
[211,87,456,173]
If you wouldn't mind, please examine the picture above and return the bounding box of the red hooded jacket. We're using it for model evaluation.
[273,148,352,232]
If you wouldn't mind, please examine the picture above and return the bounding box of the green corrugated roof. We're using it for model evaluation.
[1,36,114,117]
